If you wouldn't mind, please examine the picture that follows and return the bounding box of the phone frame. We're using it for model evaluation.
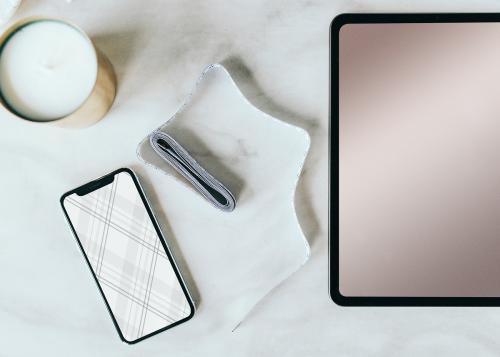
[330,12,500,306]
[60,167,195,344]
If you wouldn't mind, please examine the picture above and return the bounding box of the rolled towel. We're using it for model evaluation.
[149,131,236,212]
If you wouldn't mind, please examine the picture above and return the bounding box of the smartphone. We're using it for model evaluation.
[60,168,194,344]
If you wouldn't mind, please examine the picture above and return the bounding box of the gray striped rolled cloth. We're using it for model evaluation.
[149,131,236,212]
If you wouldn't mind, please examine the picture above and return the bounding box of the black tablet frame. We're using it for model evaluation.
[330,12,500,306]
[60,167,195,343]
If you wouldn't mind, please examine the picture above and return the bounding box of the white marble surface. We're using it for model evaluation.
[3,0,500,356]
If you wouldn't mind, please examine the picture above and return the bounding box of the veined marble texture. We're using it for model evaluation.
[3,0,500,356]
[137,63,310,330]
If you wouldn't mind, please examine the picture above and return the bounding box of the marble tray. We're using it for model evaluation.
[137,64,310,329]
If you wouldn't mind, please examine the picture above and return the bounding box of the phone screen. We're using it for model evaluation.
[61,169,193,343]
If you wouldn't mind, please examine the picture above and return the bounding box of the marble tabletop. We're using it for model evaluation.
[3,0,500,356]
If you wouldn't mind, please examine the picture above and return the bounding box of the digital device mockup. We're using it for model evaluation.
[60,168,194,343]
[331,13,500,306]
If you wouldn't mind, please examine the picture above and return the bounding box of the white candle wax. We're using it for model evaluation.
[0,20,98,121]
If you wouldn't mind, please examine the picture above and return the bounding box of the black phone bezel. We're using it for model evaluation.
[60,167,195,343]
[330,13,500,306]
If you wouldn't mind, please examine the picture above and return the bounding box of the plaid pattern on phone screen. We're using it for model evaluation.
[63,171,191,341]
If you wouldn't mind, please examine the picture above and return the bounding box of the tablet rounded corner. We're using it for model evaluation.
[330,13,351,35]
[330,286,350,306]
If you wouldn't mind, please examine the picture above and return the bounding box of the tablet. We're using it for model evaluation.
[331,13,500,306]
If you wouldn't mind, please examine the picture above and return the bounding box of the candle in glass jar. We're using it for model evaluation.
[0,20,98,121]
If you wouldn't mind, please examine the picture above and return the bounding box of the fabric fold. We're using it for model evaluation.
[149,131,236,212]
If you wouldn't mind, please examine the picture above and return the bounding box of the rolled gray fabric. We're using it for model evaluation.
[149,131,236,212]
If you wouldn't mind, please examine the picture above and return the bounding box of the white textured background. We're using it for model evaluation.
[2,0,500,356]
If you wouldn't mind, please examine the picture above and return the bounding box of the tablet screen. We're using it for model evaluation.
[336,18,500,299]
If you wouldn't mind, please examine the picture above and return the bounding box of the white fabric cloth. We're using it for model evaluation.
[137,64,310,329]
[0,0,20,24]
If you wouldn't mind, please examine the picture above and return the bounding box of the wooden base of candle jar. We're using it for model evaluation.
[0,17,117,128]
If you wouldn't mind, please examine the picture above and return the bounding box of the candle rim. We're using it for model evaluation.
[0,17,99,122]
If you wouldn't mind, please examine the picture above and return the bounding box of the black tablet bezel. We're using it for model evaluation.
[330,13,500,306]
[60,167,195,343]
